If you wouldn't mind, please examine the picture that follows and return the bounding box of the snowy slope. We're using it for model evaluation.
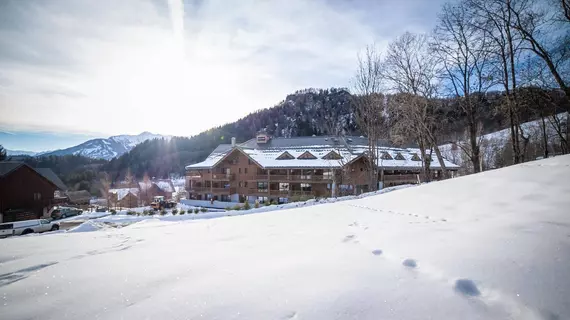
[441,112,568,168]
[1,155,569,319]
[40,132,168,160]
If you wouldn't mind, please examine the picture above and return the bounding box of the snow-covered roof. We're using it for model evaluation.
[109,188,139,200]
[186,136,460,170]
[154,180,174,193]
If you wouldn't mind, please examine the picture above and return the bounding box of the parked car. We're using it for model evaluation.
[0,219,60,238]
[50,207,83,220]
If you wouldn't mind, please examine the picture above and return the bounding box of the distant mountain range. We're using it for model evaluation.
[8,132,169,160]
[6,149,39,157]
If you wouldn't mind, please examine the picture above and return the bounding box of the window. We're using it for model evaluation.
[244,168,248,174]
[239,168,242,174]
[301,183,312,191]
[394,153,405,160]
[322,151,342,160]
[297,151,317,159]
[381,152,393,160]
[323,170,333,179]
[276,151,295,160]
[41,219,49,225]
[411,153,421,161]
[239,181,243,187]
[33,193,41,200]
[248,159,253,165]
[257,182,268,192]
[279,183,289,191]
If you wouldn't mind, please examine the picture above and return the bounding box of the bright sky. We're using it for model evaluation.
[0,0,446,151]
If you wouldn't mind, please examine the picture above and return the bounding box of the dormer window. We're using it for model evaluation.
[411,153,421,161]
[276,151,295,160]
[297,151,317,160]
[380,152,393,160]
[322,151,342,160]
[394,152,405,160]
[256,134,269,144]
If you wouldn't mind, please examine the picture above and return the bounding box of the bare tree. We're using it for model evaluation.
[507,0,570,104]
[352,45,385,190]
[381,32,449,181]
[432,0,495,173]
[99,172,112,209]
[467,0,527,164]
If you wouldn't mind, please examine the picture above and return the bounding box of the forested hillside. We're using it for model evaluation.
[104,87,567,180]
[19,155,107,195]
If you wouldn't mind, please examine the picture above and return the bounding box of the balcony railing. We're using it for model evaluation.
[383,174,420,183]
[191,187,231,193]
[247,174,333,182]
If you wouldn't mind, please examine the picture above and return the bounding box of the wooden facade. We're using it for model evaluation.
[0,163,60,222]
[186,148,446,204]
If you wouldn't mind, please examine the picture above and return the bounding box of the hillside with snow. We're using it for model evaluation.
[1,155,569,319]
[441,112,568,170]
[40,132,168,160]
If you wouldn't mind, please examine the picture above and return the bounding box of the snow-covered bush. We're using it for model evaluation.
[160,209,167,216]
[244,201,251,210]
[194,208,199,214]
[172,209,178,215]
[200,208,207,213]
[179,210,185,215]
[110,209,117,215]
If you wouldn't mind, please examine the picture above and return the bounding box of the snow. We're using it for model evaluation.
[1,155,569,319]
[108,188,139,200]
[67,221,108,233]
[187,144,459,170]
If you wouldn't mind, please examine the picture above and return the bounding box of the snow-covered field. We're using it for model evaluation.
[1,155,569,319]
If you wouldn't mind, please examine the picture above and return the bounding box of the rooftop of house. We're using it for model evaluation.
[65,190,92,203]
[109,188,140,200]
[0,161,67,190]
[186,136,459,170]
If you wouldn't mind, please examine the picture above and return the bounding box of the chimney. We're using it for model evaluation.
[231,137,236,147]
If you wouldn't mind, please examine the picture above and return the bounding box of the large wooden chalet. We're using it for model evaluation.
[185,133,459,204]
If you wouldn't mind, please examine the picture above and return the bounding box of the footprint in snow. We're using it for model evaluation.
[343,235,356,242]
[402,259,418,268]
[371,249,383,256]
[454,279,480,297]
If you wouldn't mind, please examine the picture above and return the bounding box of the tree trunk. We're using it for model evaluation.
[541,113,549,158]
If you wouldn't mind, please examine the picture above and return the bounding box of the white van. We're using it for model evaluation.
[0,219,60,238]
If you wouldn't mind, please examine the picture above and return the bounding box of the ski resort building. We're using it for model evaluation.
[185,133,460,204]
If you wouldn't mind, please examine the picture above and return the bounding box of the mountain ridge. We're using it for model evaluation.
[39,132,169,160]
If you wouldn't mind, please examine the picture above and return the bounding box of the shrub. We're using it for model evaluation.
[225,206,233,211]
[232,205,241,211]
[264,201,271,206]
[149,210,156,216]
[243,201,251,210]
[172,209,178,215]
[200,208,207,213]
[126,211,137,216]
[110,209,117,215]
[179,210,185,215]
[254,201,260,209]
[194,208,199,214]
[160,209,167,216]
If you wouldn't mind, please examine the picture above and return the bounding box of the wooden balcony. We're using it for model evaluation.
[210,174,231,181]
[247,174,333,183]
[383,174,420,184]
[191,187,231,194]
